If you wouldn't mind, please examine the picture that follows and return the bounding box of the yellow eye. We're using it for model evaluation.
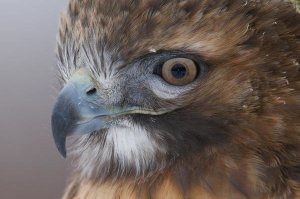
[161,58,198,86]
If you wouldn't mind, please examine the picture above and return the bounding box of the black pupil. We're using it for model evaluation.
[171,64,187,79]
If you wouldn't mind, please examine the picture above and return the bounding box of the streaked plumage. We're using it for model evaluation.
[52,0,300,198]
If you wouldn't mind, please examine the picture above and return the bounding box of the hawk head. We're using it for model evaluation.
[52,0,300,187]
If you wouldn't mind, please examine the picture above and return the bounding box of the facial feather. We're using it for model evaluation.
[69,119,167,181]
[55,0,300,198]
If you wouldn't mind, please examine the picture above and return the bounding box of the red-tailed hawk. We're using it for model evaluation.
[52,0,300,198]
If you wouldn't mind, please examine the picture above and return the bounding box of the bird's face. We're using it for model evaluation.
[52,0,272,180]
[52,50,220,179]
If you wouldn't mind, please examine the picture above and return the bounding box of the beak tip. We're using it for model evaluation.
[51,97,70,158]
[59,148,67,158]
[53,132,67,158]
[52,116,67,158]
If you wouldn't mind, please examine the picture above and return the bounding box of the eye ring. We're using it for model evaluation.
[161,58,198,86]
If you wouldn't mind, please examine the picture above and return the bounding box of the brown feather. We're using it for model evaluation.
[57,0,300,198]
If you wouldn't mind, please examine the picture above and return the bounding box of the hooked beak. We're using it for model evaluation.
[52,68,127,157]
[52,68,169,158]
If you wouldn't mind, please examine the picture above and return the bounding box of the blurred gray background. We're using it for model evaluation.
[0,0,69,198]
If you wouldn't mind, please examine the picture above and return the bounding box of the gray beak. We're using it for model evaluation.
[52,68,167,158]
[52,68,114,157]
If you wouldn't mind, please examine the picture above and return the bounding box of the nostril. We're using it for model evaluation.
[86,87,97,96]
